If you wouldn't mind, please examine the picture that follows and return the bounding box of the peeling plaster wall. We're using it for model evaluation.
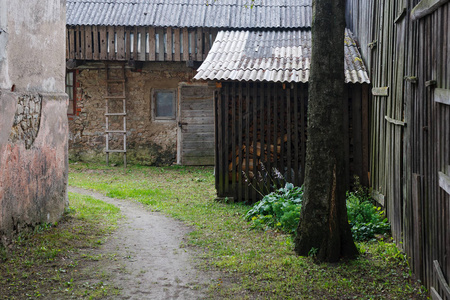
[0,0,68,239]
[69,62,194,165]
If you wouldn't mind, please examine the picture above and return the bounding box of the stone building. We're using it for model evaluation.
[65,0,311,166]
[0,0,68,238]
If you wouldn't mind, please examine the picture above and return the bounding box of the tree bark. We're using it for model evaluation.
[294,0,358,262]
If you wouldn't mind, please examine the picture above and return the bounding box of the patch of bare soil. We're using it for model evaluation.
[68,186,213,299]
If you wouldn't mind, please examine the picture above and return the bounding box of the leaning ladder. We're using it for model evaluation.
[105,62,127,167]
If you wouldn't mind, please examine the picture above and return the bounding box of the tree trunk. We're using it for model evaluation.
[294,0,358,262]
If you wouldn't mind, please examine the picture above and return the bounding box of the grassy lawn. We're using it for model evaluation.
[0,192,123,299]
[66,162,427,299]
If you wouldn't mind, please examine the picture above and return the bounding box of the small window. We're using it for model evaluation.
[152,89,176,120]
[66,70,76,115]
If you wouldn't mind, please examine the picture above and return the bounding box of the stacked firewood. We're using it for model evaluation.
[228,134,287,180]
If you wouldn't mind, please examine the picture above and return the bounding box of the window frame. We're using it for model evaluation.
[65,70,76,116]
[152,89,177,121]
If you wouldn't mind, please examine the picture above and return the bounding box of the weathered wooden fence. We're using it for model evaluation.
[215,81,369,203]
[66,26,218,61]
[346,0,450,297]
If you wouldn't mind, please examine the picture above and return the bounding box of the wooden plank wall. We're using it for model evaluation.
[66,26,218,62]
[215,82,368,203]
[346,0,450,296]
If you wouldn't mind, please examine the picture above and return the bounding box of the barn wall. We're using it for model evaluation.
[346,0,450,296]
[69,61,195,165]
[0,0,68,239]
[215,82,369,203]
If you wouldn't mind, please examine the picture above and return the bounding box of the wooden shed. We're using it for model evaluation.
[195,29,371,202]
[346,0,450,296]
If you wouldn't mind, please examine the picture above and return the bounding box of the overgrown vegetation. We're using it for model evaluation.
[0,193,122,299]
[245,183,303,234]
[245,177,391,242]
[65,163,426,299]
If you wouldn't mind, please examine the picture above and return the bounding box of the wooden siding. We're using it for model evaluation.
[179,85,215,165]
[66,26,218,62]
[346,0,450,296]
[215,82,369,203]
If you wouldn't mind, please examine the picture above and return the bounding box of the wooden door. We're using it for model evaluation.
[178,85,215,165]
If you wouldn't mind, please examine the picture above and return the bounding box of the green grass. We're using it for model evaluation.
[0,192,122,299]
[68,163,428,299]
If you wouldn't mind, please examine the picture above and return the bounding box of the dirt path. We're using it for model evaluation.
[69,186,213,300]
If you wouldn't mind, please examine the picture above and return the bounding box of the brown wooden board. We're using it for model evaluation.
[166,27,173,61]
[149,27,156,61]
[180,85,215,166]
[116,27,125,60]
[107,26,116,60]
[173,28,181,61]
[99,26,107,60]
[182,28,189,61]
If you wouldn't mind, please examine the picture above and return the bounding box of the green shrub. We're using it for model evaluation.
[245,180,391,241]
[346,189,390,242]
[245,183,303,234]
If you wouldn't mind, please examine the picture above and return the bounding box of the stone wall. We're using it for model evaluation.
[69,62,195,165]
[0,0,68,240]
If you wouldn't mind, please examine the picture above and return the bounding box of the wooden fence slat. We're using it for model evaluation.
[173,28,181,61]
[79,25,85,59]
[85,25,92,60]
[286,86,292,182]
[149,27,156,61]
[189,29,195,61]
[231,83,237,199]
[196,27,203,61]
[238,82,243,202]
[116,27,125,60]
[138,27,146,61]
[166,27,173,61]
[69,27,75,59]
[66,28,70,59]
[251,83,257,201]
[98,26,107,60]
[182,28,189,61]
[245,83,250,202]
[224,84,229,194]
[293,84,299,186]
[92,25,99,60]
[107,26,115,60]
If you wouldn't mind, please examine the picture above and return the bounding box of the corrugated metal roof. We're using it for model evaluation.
[194,29,370,84]
[66,0,311,28]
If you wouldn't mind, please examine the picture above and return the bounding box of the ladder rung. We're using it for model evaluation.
[106,130,126,133]
[105,113,126,116]
[105,95,125,99]
[105,149,126,153]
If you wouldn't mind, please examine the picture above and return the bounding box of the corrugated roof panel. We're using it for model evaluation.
[67,0,312,28]
[194,29,370,84]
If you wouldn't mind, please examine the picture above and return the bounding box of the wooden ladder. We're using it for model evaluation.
[105,62,127,167]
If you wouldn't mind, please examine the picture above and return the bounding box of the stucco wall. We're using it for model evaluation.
[0,0,68,239]
[69,62,195,165]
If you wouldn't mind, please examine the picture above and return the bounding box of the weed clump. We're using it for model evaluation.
[245,183,303,234]
[245,177,391,241]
